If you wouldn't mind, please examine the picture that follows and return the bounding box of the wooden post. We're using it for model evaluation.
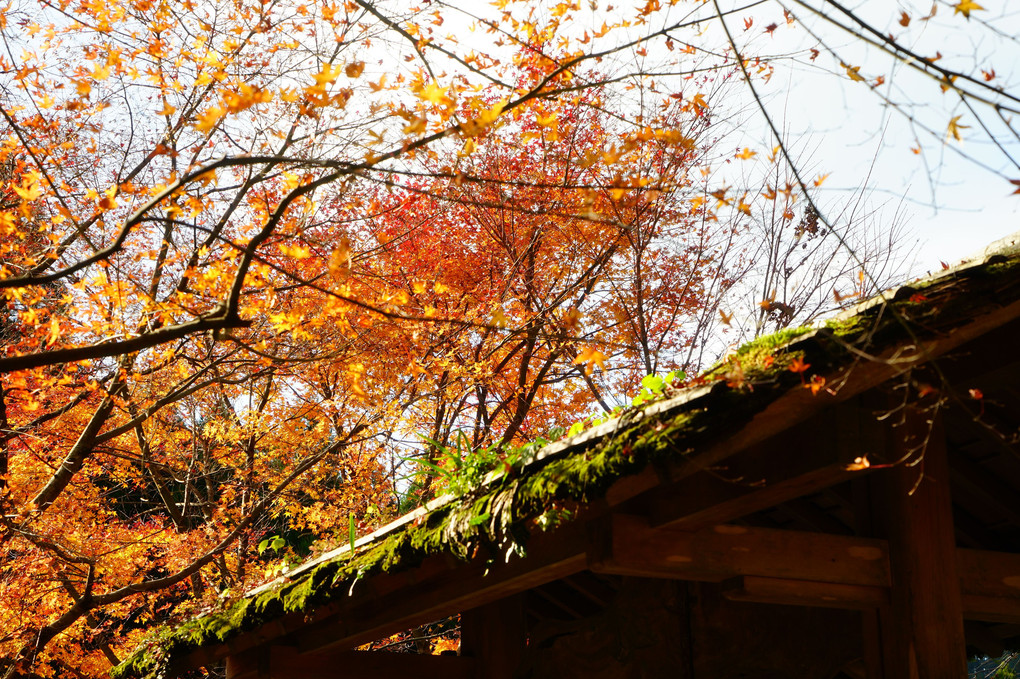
[870,408,967,678]
[460,595,527,679]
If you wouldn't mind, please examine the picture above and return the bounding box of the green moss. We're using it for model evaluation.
[733,325,814,356]
[824,314,869,338]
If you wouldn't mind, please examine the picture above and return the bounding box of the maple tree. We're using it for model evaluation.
[0,0,1012,675]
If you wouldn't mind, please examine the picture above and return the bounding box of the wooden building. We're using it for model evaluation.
[115,240,1020,679]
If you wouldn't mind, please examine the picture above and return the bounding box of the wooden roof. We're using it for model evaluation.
[115,237,1020,678]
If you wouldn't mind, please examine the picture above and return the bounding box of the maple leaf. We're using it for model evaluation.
[328,238,353,278]
[787,356,810,374]
[419,81,451,106]
[562,307,582,333]
[345,61,365,78]
[735,147,756,160]
[953,0,983,17]
[841,63,864,82]
[12,174,43,201]
[573,346,607,375]
[805,374,826,395]
[490,307,508,328]
[899,12,910,26]
[194,106,224,132]
[536,112,557,128]
[403,116,427,135]
[312,63,343,87]
[736,194,751,215]
[45,317,60,346]
[946,115,969,142]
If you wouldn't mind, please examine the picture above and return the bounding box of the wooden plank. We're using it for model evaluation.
[957,548,1020,602]
[588,514,891,587]
[226,645,475,679]
[872,411,967,678]
[721,576,889,609]
[461,595,526,679]
[591,514,1020,620]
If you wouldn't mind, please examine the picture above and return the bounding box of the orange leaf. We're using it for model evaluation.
[788,356,810,374]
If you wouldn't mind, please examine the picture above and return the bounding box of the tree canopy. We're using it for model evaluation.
[0,0,1014,674]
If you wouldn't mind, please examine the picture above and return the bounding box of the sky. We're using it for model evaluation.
[714,0,1020,273]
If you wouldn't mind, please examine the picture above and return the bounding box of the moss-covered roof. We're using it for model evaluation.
[113,235,1020,679]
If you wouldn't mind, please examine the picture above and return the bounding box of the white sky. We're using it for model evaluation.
[713,0,1020,273]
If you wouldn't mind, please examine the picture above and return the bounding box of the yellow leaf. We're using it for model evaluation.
[419,81,451,106]
[403,116,427,135]
[312,63,343,87]
[490,307,508,328]
[562,307,582,333]
[46,317,60,346]
[194,106,224,132]
[841,63,864,82]
[736,194,751,216]
[280,243,311,259]
[536,112,557,128]
[813,173,830,187]
[953,0,983,17]
[947,115,969,142]
[328,238,353,278]
[735,147,756,160]
[573,346,607,375]
[97,186,118,210]
[12,175,43,201]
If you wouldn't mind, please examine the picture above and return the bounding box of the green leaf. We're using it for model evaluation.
[641,374,663,392]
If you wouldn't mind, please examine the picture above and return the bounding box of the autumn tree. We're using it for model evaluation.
[0,0,1012,676]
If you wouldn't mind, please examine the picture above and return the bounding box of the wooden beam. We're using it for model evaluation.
[589,513,1020,620]
[588,514,890,587]
[721,576,888,609]
[460,595,526,679]
[870,411,967,678]
[226,645,475,679]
